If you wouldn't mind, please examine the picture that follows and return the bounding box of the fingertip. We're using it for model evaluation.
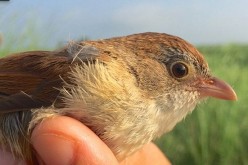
[31,116,118,165]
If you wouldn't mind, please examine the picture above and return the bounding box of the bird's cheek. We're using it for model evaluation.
[197,77,237,100]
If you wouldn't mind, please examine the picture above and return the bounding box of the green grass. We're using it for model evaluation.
[157,44,248,165]
[1,36,247,165]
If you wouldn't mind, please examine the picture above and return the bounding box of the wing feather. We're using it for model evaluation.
[0,43,100,113]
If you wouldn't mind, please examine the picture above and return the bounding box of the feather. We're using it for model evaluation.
[0,44,100,113]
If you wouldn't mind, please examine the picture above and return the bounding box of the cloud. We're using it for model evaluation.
[112,4,168,30]
[109,1,248,44]
[1,0,248,45]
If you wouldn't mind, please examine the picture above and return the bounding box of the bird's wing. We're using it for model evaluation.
[0,43,100,113]
[0,51,70,113]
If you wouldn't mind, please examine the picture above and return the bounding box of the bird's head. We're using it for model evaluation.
[103,32,237,132]
[113,32,237,101]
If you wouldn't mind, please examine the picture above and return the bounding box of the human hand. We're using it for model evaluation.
[0,116,171,165]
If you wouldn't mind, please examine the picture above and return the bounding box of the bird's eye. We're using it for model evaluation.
[170,62,188,78]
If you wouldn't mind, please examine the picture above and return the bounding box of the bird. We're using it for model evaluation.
[0,32,237,164]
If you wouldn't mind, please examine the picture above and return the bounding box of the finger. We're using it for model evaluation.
[31,116,118,165]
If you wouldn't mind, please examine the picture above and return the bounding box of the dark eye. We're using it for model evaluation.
[170,62,188,78]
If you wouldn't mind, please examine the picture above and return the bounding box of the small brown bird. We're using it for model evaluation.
[0,32,237,164]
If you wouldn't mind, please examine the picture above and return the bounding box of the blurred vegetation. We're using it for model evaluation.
[0,31,247,165]
[157,44,248,165]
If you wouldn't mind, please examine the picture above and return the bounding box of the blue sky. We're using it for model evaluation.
[0,0,248,48]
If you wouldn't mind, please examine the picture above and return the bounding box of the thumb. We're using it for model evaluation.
[31,116,118,165]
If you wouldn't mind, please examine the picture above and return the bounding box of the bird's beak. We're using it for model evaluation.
[197,77,237,100]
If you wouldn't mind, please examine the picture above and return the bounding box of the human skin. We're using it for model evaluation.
[0,116,171,165]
